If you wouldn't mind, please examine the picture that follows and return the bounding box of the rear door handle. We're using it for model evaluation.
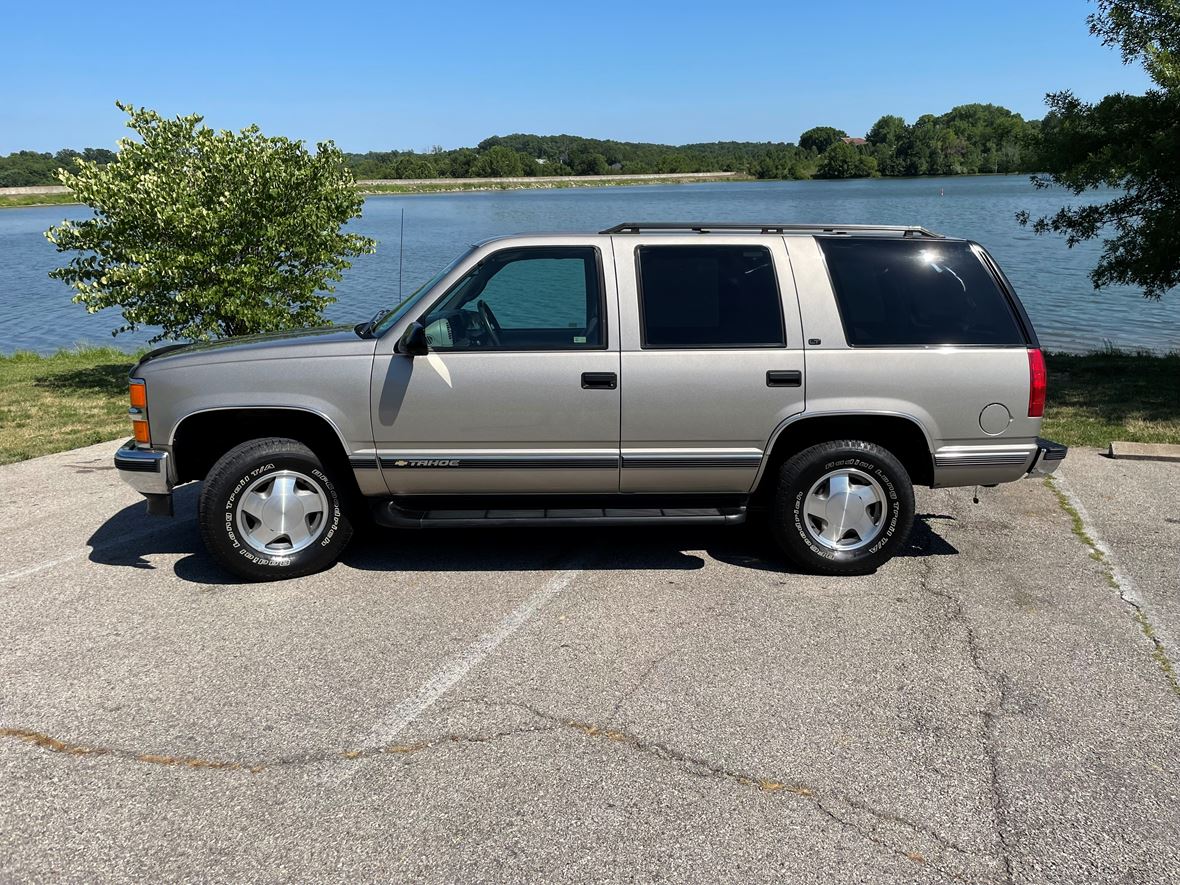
[766,370,803,388]
[581,372,617,390]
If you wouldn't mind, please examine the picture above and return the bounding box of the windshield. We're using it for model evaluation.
[370,248,473,337]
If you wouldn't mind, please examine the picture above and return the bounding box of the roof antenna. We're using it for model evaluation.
[398,207,405,301]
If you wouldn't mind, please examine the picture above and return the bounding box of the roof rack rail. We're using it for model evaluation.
[599,221,944,238]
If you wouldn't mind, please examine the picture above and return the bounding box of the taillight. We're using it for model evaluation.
[129,379,150,445]
[1027,348,1046,418]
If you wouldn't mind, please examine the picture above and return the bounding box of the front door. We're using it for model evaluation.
[612,236,806,493]
[370,242,621,495]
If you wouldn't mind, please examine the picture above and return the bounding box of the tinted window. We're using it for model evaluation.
[421,247,602,350]
[638,246,784,348]
[819,239,1024,346]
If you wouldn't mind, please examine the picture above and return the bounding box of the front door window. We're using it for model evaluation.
[420,247,603,351]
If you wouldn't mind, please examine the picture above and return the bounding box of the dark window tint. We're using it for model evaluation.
[638,246,784,348]
[421,247,602,351]
[819,239,1024,347]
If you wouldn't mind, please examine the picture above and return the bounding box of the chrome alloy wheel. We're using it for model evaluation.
[802,468,887,551]
[235,470,329,555]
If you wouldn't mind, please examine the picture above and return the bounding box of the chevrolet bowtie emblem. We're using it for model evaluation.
[394,459,408,467]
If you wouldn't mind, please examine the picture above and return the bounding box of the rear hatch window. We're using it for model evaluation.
[818,238,1025,347]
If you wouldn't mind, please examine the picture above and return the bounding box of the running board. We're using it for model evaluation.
[372,502,747,529]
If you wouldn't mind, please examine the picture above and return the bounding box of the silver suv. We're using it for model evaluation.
[114,221,1066,581]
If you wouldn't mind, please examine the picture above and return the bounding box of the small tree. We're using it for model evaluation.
[46,102,376,342]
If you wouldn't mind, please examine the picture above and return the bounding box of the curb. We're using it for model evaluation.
[1108,441,1180,463]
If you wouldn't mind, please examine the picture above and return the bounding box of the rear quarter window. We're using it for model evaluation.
[818,238,1024,347]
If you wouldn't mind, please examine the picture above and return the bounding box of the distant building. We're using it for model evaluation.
[841,137,868,146]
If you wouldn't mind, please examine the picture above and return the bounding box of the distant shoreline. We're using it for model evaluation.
[0,171,1041,209]
[0,173,746,208]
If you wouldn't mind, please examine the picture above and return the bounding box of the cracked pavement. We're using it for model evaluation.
[1,442,1179,883]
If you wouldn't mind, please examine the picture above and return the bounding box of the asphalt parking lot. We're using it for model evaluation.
[2,442,1178,884]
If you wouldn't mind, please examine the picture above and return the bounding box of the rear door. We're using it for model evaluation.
[613,235,806,493]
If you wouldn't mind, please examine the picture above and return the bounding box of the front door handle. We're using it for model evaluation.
[581,372,617,390]
[766,370,803,388]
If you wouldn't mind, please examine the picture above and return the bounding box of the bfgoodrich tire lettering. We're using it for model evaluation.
[199,437,353,581]
[771,440,915,576]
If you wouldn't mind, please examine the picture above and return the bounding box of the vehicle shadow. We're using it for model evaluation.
[87,491,959,585]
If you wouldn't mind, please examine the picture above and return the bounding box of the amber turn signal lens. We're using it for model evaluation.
[129,381,147,409]
[132,420,150,444]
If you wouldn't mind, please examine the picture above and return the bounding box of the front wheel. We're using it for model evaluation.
[771,440,914,576]
[198,437,353,581]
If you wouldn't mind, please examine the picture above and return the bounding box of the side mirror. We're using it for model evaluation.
[397,321,429,356]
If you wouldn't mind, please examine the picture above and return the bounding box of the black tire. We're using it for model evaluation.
[770,440,914,576]
[198,437,353,581]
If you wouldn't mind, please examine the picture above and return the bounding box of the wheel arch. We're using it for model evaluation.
[753,411,934,500]
[170,406,356,489]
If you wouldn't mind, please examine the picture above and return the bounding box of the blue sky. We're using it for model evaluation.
[1,0,1153,153]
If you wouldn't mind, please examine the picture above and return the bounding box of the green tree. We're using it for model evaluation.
[568,145,609,175]
[866,115,907,148]
[1018,0,1180,299]
[46,102,375,342]
[471,145,525,177]
[815,142,877,179]
[799,126,849,154]
[866,115,908,175]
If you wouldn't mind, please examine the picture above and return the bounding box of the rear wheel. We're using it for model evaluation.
[771,440,914,575]
[198,437,353,581]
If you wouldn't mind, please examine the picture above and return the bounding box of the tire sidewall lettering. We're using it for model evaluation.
[785,446,911,567]
[218,459,342,569]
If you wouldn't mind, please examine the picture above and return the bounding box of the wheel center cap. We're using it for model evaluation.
[261,493,301,532]
[828,490,858,523]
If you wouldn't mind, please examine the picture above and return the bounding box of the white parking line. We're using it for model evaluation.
[0,517,196,587]
[0,550,88,584]
[366,567,583,745]
[1052,472,1179,658]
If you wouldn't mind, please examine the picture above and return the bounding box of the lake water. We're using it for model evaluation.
[1,176,1177,354]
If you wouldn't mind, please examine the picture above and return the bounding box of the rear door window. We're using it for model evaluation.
[637,245,784,348]
[818,238,1024,346]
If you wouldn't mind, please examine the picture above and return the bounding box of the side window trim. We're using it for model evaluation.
[635,244,787,350]
[416,245,609,352]
[971,242,1038,348]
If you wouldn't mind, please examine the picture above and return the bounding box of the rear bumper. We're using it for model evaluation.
[114,439,173,496]
[932,437,1067,487]
[1027,437,1068,476]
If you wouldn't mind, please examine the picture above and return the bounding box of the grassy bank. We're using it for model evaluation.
[359,174,746,195]
[0,192,80,209]
[1040,351,1180,447]
[0,347,1176,467]
[0,174,747,208]
[0,347,140,464]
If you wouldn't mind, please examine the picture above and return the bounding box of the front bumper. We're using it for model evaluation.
[1028,437,1068,476]
[114,439,173,497]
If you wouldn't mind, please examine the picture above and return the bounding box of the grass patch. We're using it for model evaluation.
[0,347,141,465]
[1043,351,1180,448]
[0,192,79,209]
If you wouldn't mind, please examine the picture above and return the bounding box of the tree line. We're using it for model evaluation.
[3,102,1043,187]
[0,148,117,187]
